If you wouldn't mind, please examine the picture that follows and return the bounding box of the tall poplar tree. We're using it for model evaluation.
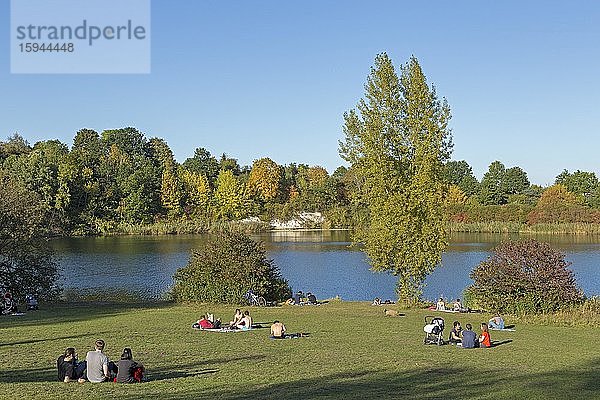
[339,53,452,302]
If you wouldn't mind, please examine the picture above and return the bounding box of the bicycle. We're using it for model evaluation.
[244,290,267,307]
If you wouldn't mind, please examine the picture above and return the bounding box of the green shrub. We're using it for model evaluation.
[172,232,291,303]
[466,239,584,314]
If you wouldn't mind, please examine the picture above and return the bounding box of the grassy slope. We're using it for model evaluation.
[0,302,598,400]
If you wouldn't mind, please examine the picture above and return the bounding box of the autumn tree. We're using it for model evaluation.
[160,161,182,217]
[246,158,282,203]
[446,185,467,204]
[214,169,247,220]
[339,53,452,302]
[180,168,211,216]
[527,184,590,224]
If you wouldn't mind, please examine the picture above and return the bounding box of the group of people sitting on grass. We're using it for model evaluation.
[448,321,491,348]
[371,297,395,306]
[435,297,470,313]
[192,309,253,330]
[191,308,308,339]
[1,292,39,315]
[285,290,318,305]
[57,339,144,384]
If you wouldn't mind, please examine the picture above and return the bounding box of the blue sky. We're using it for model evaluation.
[1,0,599,185]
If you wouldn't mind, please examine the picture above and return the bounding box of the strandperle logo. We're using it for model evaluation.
[15,19,147,46]
[10,0,151,74]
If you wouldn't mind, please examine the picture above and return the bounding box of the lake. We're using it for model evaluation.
[52,231,600,302]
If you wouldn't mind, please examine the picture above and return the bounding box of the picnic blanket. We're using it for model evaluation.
[192,323,264,332]
[490,328,516,332]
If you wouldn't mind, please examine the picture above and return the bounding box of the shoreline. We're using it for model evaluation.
[58,221,600,237]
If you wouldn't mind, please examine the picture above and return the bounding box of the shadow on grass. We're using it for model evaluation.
[148,368,219,380]
[147,354,266,381]
[116,359,600,400]
[0,302,171,329]
[0,332,109,348]
[491,339,513,347]
[0,367,56,383]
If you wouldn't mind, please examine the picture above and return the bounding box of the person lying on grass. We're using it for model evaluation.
[270,320,286,339]
[194,315,221,329]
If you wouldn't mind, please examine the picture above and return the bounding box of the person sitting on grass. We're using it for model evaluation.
[293,291,304,305]
[270,320,286,339]
[306,292,317,305]
[479,323,492,348]
[448,321,462,344]
[435,298,446,311]
[453,298,471,312]
[116,348,145,383]
[372,297,381,306]
[229,309,243,326]
[2,292,17,315]
[25,294,38,311]
[57,347,86,383]
[84,339,117,383]
[236,310,253,330]
[488,314,505,330]
[461,324,477,348]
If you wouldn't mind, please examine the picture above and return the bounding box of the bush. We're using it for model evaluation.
[466,239,583,314]
[172,232,291,303]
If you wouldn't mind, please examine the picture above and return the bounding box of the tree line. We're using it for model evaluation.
[0,129,352,235]
[446,160,600,224]
[1,131,599,235]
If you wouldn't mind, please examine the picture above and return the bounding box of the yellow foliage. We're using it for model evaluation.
[446,185,467,204]
[247,158,281,201]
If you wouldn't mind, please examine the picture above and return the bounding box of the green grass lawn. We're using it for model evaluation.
[0,301,598,399]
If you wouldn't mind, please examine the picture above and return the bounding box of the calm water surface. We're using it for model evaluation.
[52,231,600,301]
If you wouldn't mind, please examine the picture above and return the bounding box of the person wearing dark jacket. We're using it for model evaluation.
[116,348,144,383]
[57,347,85,382]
